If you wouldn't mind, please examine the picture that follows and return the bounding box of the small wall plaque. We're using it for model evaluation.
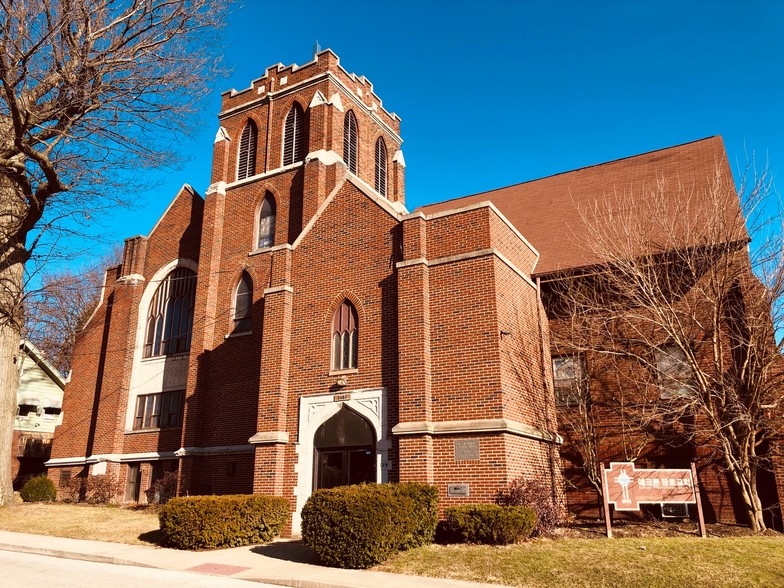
[448,484,470,498]
[454,439,480,461]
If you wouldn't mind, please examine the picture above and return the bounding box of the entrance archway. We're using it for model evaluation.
[314,407,376,489]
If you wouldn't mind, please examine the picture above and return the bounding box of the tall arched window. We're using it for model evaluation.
[282,103,307,166]
[331,300,358,370]
[233,272,253,333]
[143,268,197,358]
[257,194,276,249]
[374,137,387,196]
[343,111,358,174]
[237,120,257,180]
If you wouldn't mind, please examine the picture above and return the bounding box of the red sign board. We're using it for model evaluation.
[603,462,696,511]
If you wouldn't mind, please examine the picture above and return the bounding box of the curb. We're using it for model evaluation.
[0,542,154,569]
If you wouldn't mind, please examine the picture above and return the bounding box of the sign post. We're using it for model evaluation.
[601,462,704,538]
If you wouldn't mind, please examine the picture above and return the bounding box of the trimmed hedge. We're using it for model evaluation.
[20,475,56,502]
[158,494,289,549]
[301,482,439,569]
[443,504,536,544]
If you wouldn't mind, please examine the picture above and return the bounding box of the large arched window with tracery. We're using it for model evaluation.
[343,111,358,174]
[331,300,358,370]
[143,268,197,358]
[282,103,307,166]
[237,120,257,180]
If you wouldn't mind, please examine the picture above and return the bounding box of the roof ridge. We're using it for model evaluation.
[421,136,721,209]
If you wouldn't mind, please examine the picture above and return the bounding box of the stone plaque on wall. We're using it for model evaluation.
[454,439,480,461]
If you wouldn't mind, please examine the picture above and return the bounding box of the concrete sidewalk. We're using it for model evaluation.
[0,530,503,588]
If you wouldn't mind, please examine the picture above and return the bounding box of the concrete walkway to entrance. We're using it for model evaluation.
[0,530,503,588]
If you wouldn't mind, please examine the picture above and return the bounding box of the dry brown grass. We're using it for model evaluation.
[0,502,161,545]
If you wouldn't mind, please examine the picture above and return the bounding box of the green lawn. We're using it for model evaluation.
[378,536,784,588]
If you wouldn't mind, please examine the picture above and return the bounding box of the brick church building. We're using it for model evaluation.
[48,50,782,532]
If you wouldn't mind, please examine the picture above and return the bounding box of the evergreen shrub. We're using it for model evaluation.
[443,504,536,544]
[301,482,439,569]
[158,494,289,549]
[20,475,56,502]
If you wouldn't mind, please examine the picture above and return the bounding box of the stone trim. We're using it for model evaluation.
[248,431,290,444]
[391,418,563,445]
[263,285,294,295]
[397,249,537,289]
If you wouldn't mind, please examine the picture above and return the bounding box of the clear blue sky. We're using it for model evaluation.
[55,0,784,270]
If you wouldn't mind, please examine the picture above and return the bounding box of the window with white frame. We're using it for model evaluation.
[655,345,693,399]
[282,103,307,166]
[552,355,588,407]
[143,268,196,358]
[237,120,257,180]
[374,136,387,196]
[233,271,253,333]
[331,300,358,370]
[257,194,276,249]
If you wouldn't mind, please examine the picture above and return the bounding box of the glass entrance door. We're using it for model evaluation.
[314,407,376,490]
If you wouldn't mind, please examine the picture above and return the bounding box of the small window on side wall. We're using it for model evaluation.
[233,272,253,333]
[257,194,276,249]
[655,345,692,400]
[332,300,358,371]
[282,103,307,166]
[552,355,587,407]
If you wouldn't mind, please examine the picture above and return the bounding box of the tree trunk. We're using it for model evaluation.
[726,455,766,531]
[0,259,24,504]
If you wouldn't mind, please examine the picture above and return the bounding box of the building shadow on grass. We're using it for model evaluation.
[251,540,318,564]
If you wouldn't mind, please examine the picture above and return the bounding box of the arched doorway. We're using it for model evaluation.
[314,406,376,489]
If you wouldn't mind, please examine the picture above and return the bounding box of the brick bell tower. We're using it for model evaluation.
[178,49,408,506]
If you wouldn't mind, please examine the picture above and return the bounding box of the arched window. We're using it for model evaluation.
[143,268,197,358]
[343,111,358,174]
[233,272,253,333]
[257,194,276,249]
[374,137,387,196]
[237,120,257,180]
[282,103,307,166]
[331,300,358,370]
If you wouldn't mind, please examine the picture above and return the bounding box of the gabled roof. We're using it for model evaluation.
[418,137,742,276]
[20,339,66,390]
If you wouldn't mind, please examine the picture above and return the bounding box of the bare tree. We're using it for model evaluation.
[544,162,784,531]
[24,246,122,374]
[0,0,225,504]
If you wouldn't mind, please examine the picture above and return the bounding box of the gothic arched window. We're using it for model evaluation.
[282,103,307,166]
[233,272,253,333]
[257,194,276,249]
[343,111,358,174]
[237,120,258,180]
[331,300,358,370]
[374,137,387,196]
[143,268,197,358]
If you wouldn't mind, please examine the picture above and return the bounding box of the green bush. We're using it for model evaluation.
[301,482,439,569]
[20,475,57,502]
[390,482,439,549]
[158,494,289,549]
[443,504,536,545]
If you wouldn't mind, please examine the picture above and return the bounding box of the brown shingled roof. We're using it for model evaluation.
[417,136,743,276]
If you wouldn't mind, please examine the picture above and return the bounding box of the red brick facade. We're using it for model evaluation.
[48,50,780,532]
